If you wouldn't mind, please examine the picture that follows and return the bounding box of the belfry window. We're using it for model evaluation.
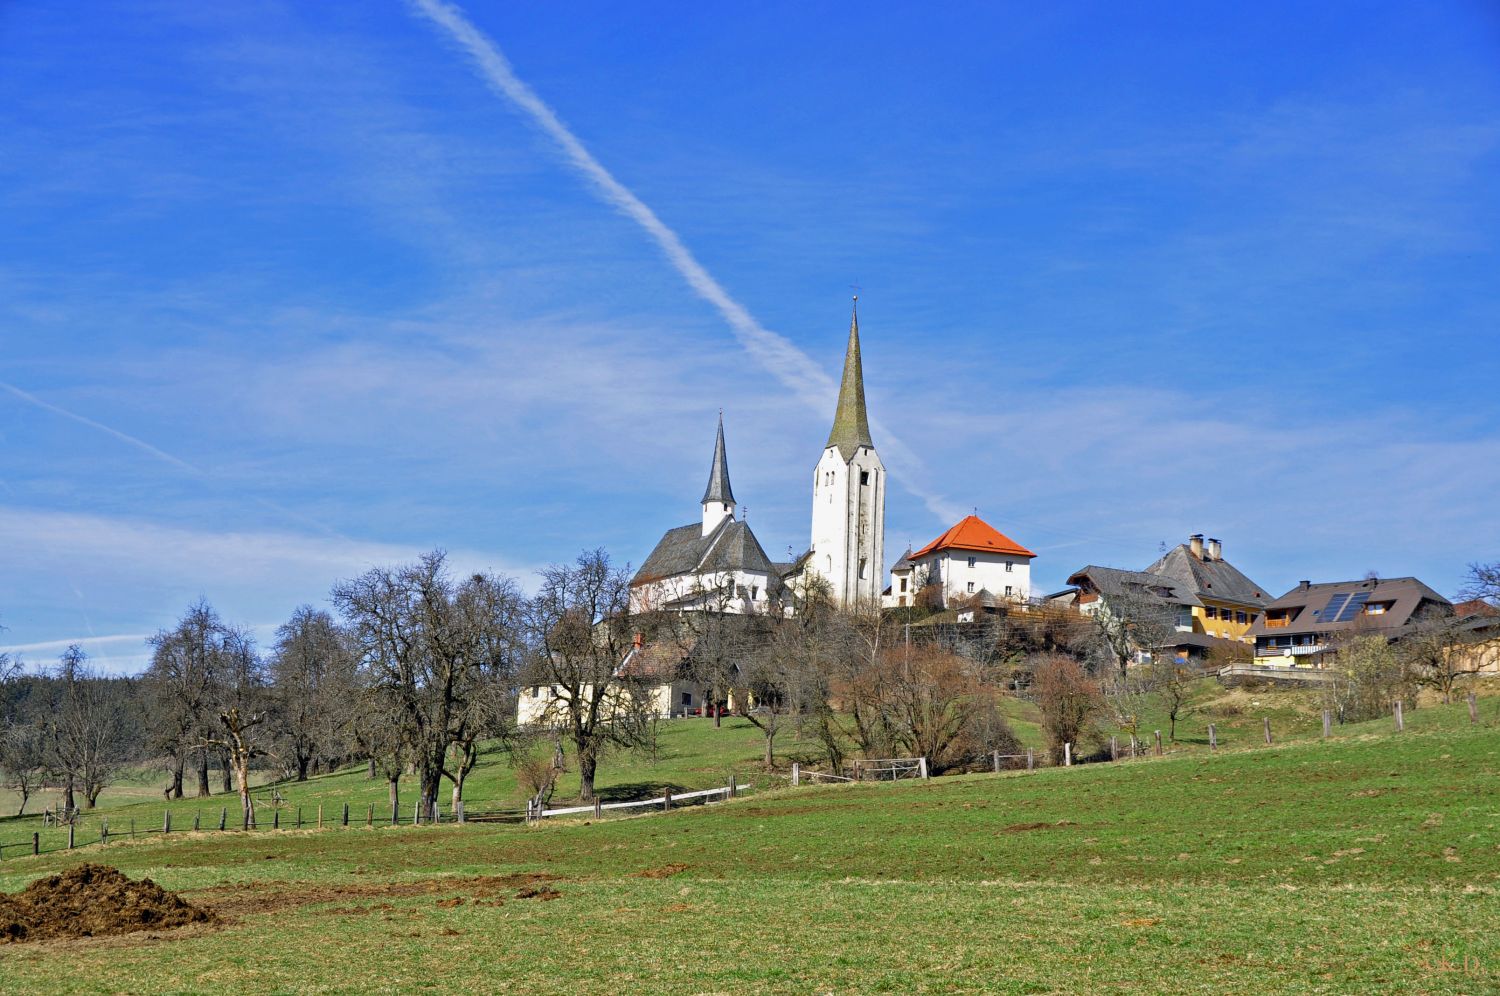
[860,471,870,485]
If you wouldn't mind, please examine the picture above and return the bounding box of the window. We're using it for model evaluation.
[751,585,759,600]
[1004,585,1013,597]
[899,577,908,592]
[681,692,692,706]
[1365,602,1390,615]
[1005,561,1013,572]
[860,471,870,485]
[1205,606,1217,619]
[1236,611,1248,624]
[966,582,975,593]
[967,556,977,568]
[859,558,868,579]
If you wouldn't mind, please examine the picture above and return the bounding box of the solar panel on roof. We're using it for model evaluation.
[1336,591,1370,622]
[1320,593,1349,620]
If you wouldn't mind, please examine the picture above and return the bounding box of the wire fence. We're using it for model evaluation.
[0,799,530,863]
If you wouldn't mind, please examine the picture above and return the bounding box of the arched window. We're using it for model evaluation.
[825,555,833,574]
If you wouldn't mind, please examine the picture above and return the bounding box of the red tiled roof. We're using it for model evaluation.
[1454,598,1500,618]
[911,515,1035,560]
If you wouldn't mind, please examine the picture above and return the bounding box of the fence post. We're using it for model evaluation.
[32,832,39,856]
[593,797,602,819]
[1027,748,1034,771]
[663,789,672,811]
[1154,731,1163,756]
[413,799,420,825]
[1322,710,1332,739]
[194,812,201,832]
[342,802,350,827]
[1469,691,1480,724]
[297,807,302,829]
[791,762,800,787]
[919,757,929,780]
[1263,717,1273,745]
[1208,724,1217,751]
[68,824,74,849]
[1110,736,1118,762]
[729,773,737,798]
[1393,700,1404,732]
[273,810,280,830]
[130,818,135,838]
[993,749,1001,773]
[1064,742,1072,767]
[164,810,171,833]
[219,808,226,831]
[317,804,323,830]
[101,818,108,845]
[368,803,374,827]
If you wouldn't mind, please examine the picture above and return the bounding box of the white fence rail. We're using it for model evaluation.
[532,781,750,822]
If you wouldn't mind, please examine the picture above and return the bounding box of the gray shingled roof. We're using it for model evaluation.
[701,414,735,506]
[891,547,915,572]
[633,517,777,586]
[826,302,874,460]
[1244,576,1451,639]
[1144,544,1271,609]
[1066,565,1203,608]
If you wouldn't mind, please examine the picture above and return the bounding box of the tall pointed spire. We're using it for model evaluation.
[826,298,874,460]
[702,412,735,505]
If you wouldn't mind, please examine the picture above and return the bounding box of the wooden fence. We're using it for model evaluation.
[530,779,749,823]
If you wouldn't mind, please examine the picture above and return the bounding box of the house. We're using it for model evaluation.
[1244,576,1452,667]
[887,514,1035,610]
[1051,534,1273,664]
[1140,535,1272,643]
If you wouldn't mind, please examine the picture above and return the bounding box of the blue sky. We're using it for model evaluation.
[3,1,1499,673]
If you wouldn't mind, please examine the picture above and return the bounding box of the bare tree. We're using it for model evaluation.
[269,607,351,781]
[522,549,653,803]
[1394,612,1482,704]
[1,722,46,816]
[1323,633,1413,724]
[1086,586,1181,682]
[1031,654,1102,763]
[145,601,231,798]
[47,645,122,810]
[1145,656,1196,741]
[1460,562,1500,606]
[334,551,521,821]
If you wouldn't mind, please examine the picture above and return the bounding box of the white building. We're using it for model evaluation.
[886,514,1035,610]
[806,300,886,607]
[629,415,783,615]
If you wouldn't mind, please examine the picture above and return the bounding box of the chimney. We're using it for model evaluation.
[1207,538,1222,561]
[1189,534,1204,560]
[1298,580,1310,591]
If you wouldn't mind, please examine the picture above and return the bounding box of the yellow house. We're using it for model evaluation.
[1143,535,1271,644]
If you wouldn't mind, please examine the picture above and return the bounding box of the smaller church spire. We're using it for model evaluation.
[826,297,874,460]
[702,412,735,506]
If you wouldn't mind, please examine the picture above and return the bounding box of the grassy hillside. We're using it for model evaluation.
[1,698,1496,993]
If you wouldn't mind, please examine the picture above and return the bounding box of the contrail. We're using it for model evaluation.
[0,380,202,475]
[406,0,960,523]
[0,380,343,537]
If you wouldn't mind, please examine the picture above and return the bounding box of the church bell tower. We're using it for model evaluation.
[809,299,885,606]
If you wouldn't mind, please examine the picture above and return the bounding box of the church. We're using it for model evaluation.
[630,301,886,614]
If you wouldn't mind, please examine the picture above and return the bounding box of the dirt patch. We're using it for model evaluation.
[197,872,560,917]
[0,864,216,944]
[1001,820,1079,833]
[636,863,690,879]
[514,885,562,901]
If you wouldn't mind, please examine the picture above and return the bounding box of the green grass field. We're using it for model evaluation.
[1,694,1496,993]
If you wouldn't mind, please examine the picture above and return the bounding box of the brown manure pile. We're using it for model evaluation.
[0,863,216,943]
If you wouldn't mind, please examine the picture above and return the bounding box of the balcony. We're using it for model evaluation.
[1263,617,1291,629]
